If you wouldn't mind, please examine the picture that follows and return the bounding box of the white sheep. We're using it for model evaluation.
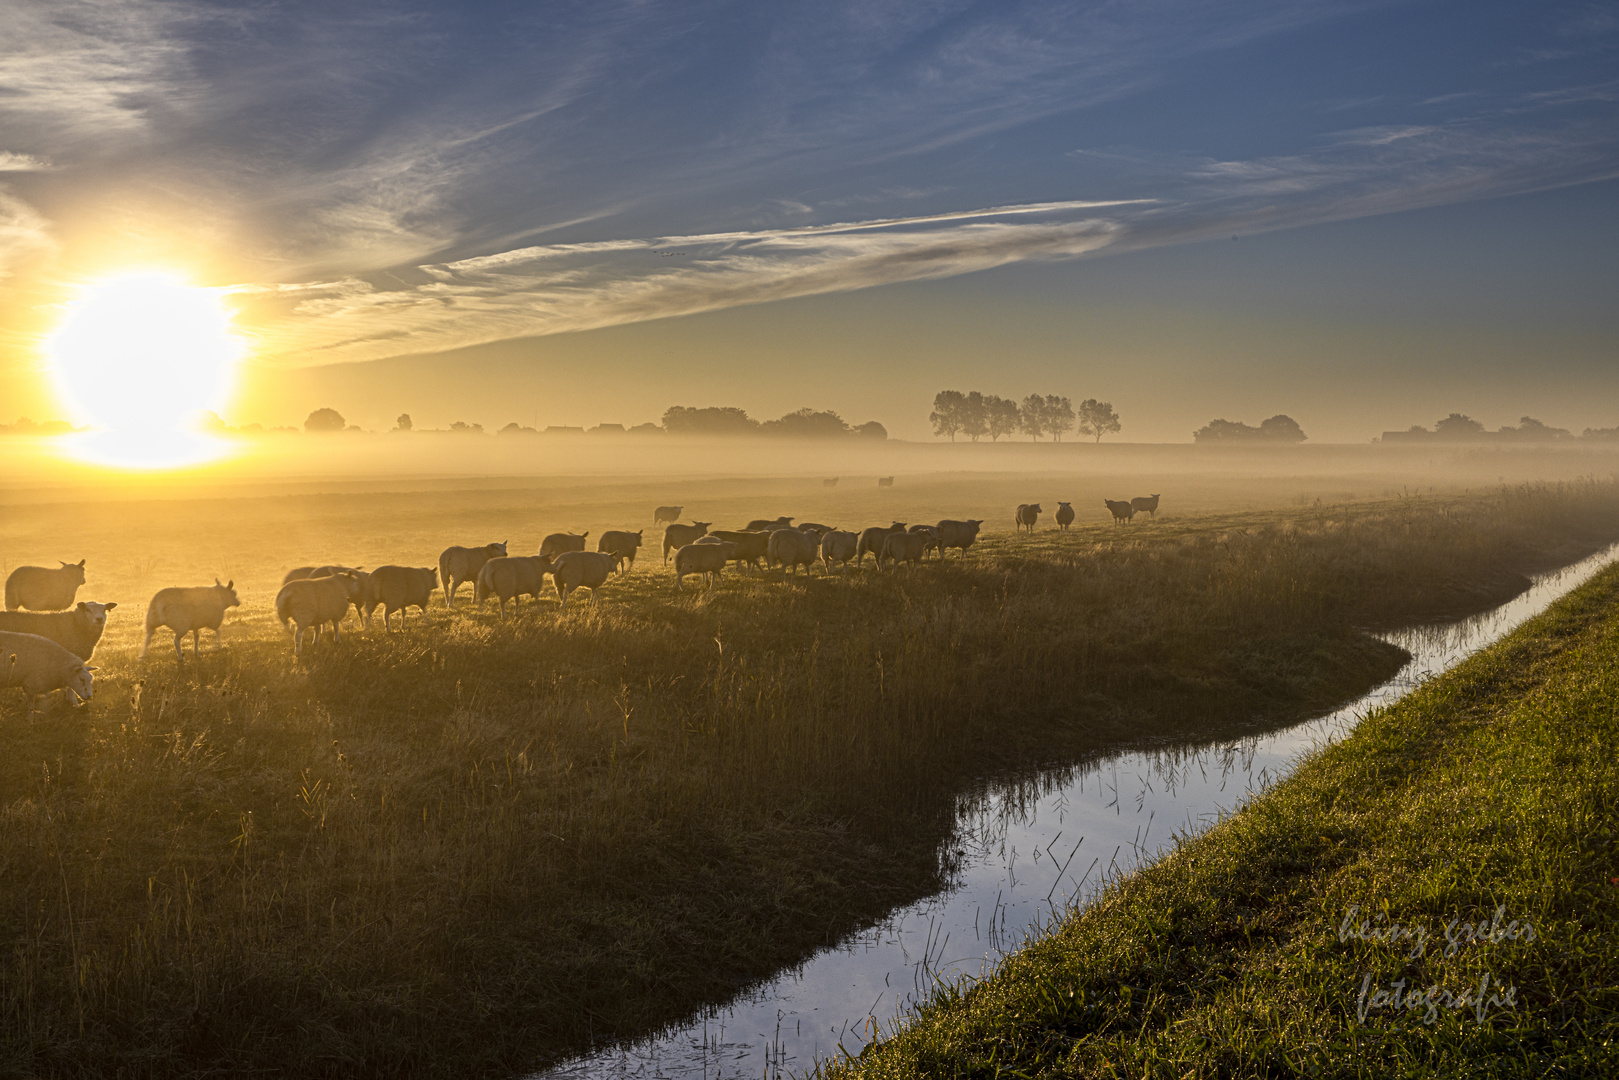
[1,630,96,719]
[142,580,242,661]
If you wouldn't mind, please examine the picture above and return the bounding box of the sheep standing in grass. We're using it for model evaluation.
[552,551,622,607]
[856,523,907,567]
[820,530,859,571]
[0,630,96,719]
[5,560,87,611]
[365,566,439,631]
[0,602,117,660]
[907,524,942,558]
[439,542,508,607]
[1105,499,1136,524]
[1055,502,1075,530]
[540,531,589,558]
[745,516,794,532]
[1131,494,1161,519]
[142,580,241,661]
[710,530,770,571]
[281,564,361,586]
[768,528,819,579]
[880,531,927,570]
[936,519,983,557]
[597,530,644,570]
[674,540,737,589]
[662,522,711,563]
[276,572,364,655]
[1015,503,1042,533]
[653,505,683,525]
[475,556,551,619]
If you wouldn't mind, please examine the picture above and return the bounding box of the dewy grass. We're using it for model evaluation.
[2,482,1618,1077]
[829,536,1619,1079]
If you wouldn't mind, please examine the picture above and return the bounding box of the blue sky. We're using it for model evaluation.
[2,0,1616,438]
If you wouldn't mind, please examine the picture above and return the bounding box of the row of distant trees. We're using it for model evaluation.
[1383,413,1619,442]
[293,406,889,439]
[929,391,1122,443]
[1192,415,1308,443]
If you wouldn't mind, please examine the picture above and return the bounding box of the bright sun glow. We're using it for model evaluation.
[47,272,244,468]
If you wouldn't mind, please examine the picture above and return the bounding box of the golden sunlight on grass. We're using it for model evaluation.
[46,271,243,469]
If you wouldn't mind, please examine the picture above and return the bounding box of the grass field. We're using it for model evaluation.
[831,539,1619,1079]
[3,474,1619,1077]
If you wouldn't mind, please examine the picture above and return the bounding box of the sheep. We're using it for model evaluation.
[276,572,364,655]
[1015,503,1042,533]
[709,529,770,571]
[936,519,984,557]
[281,564,360,586]
[820,529,859,571]
[880,531,927,570]
[1104,499,1136,524]
[823,478,838,487]
[1131,494,1161,519]
[0,630,96,720]
[745,516,794,532]
[597,530,644,569]
[653,505,683,525]
[552,551,622,608]
[1055,502,1075,530]
[5,560,86,611]
[797,522,835,537]
[855,523,907,567]
[365,565,439,632]
[674,540,737,589]
[439,542,508,607]
[662,522,712,563]
[877,476,894,488]
[141,579,241,661]
[474,556,550,620]
[539,531,589,558]
[768,528,819,578]
[0,601,118,660]
[907,524,942,558]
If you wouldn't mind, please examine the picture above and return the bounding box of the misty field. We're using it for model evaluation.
[4,474,1619,1077]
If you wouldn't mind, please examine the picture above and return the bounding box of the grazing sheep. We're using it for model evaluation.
[276,572,364,655]
[880,531,927,570]
[1104,499,1136,524]
[365,565,439,631]
[0,601,118,660]
[877,476,894,488]
[856,523,907,567]
[674,540,737,589]
[710,529,770,570]
[1131,494,1161,519]
[1055,502,1075,530]
[141,579,241,661]
[662,522,712,563]
[936,519,984,557]
[439,542,509,607]
[552,551,622,608]
[820,529,859,571]
[5,560,87,611]
[768,528,819,578]
[1015,503,1043,533]
[0,630,96,719]
[797,522,835,537]
[823,478,838,487]
[597,530,644,569]
[744,516,794,533]
[281,564,360,587]
[539,531,589,558]
[475,556,550,620]
[653,505,683,525]
[907,524,942,558]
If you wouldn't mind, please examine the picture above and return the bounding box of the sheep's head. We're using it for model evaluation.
[59,559,87,586]
[68,663,96,703]
[489,541,509,557]
[76,601,117,629]
[213,579,242,607]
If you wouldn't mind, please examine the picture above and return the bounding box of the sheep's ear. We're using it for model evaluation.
[226,579,234,589]
[215,577,222,585]
[83,665,98,672]
[77,559,86,568]
[77,602,88,611]
[104,602,118,611]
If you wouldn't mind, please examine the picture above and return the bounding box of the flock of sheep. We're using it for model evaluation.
[0,493,1162,718]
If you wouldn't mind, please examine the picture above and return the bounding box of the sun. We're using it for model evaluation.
[47,271,245,468]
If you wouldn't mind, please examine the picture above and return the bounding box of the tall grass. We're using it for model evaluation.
[2,483,1618,1077]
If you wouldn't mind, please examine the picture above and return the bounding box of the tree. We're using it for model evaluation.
[1075,399,1122,443]
[304,407,345,433]
[762,408,850,438]
[985,395,1020,441]
[960,391,989,442]
[662,406,759,435]
[1258,414,1307,442]
[395,413,412,431]
[854,420,888,440]
[1434,412,1485,439]
[448,420,484,434]
[1193,415,1307,443]
[930,390,966,441]
[1043,395,1075,441]
[1019,395,1048,441]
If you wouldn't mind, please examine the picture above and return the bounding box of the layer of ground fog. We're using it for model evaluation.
[834,545,1619,1079]
[3,479,1618,1077]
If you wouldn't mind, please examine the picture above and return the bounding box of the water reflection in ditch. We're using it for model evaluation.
[540,543,1619,1079]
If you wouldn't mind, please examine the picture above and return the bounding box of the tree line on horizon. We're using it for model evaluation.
[929,390,1122,443]
[285,405,890,439]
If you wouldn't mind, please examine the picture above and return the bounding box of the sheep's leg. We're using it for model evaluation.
[173,632,185,661]
[333,620,342,644]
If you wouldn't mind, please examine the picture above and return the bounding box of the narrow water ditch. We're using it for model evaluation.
[540,542,1619,1079]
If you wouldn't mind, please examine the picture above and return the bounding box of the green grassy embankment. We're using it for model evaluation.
[832,554,1619,1078]
[3,482,1619,1077]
